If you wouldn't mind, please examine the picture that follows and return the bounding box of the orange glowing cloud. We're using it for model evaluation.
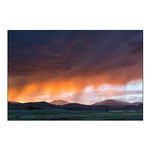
[8,69,143,103]
[8,30,143,103]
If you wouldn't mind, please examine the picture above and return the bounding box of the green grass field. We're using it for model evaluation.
[8,108,143,120]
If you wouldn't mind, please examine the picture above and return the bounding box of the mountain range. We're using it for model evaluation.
[93,99,138,107]
[50,100,70,105]
[8,99,143,111]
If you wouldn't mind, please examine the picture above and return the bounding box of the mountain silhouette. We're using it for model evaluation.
[132,102,143,105]
[93,99,131,107]
[50,100,70,105]
[8,99,143,111]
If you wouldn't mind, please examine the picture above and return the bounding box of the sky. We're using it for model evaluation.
[8,30,143,104]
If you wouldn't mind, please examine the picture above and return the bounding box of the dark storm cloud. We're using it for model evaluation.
[8,30,143,88]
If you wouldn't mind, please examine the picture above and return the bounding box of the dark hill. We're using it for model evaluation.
[93,99,131,107]
[8,100,143,111]
[8,101,55,110]
[50,100,70,105]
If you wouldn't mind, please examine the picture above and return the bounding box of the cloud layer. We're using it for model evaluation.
[8,30,143,102]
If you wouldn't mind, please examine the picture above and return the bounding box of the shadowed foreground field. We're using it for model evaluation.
[8,109,143,120]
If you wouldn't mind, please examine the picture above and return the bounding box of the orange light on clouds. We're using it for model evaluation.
[8,74,142,103]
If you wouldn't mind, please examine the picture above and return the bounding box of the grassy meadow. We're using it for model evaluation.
[8,108,143,120]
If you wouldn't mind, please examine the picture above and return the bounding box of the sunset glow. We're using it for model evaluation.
[8,30,143,104]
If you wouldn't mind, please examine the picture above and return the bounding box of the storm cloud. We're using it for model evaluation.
[8,30,143,102]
